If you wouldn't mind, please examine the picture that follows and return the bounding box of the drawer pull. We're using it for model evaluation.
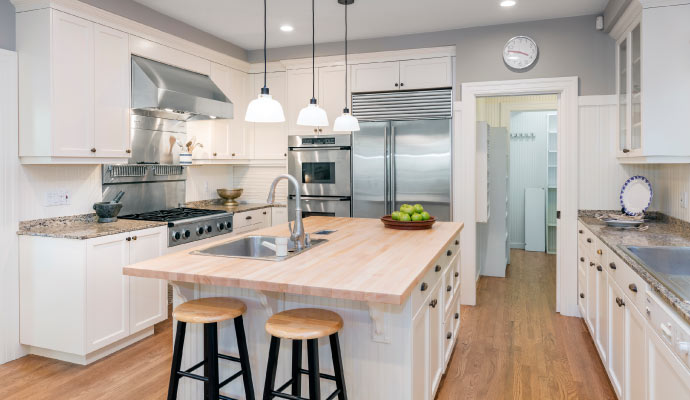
[447,285,452,292]
[590,262,595,267]
[609,262,616,270]
[580,257,585,262]
[580,293,585,298]
[132,236,137,241]
[446,332,452,340]
[447,250,452,256]
[628,283,638,293]
[455,312,459,319]
[579,229,583,234]
[90,148,96,153]
[263,211,267,215]
[454,271,459,278]
[435,265,441,272]
[615,297,625,307]
[597,249,603,255]
[587,238,592,243]
[429,299,437,308]
[596,265,603,272]
[660,323,673,339]
[126,237,131,242]
[246,216,252,220]
[455,240,459,245]
[420,282,428,292]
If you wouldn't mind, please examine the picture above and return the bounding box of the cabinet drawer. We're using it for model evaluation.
[412,259,444,314]
[443,309,454,367]
[578,267,587,316]
[443,262,455,316]
[610,251,648,313]
[234,209,268,229]
[452,252,461,296]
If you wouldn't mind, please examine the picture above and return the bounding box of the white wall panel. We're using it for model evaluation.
[654,164,690,222]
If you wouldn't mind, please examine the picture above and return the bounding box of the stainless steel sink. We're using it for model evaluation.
[620,245,690,302]
[192,235,327,261]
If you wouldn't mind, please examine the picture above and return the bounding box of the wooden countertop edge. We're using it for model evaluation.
[123,220,464,306]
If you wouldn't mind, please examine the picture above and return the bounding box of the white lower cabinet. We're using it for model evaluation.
[608,278,626,398]
[648,329,690,399]
[412,295,430,400]
[429,280,444,397]
[129,229,168,334]
[627,301,647,400]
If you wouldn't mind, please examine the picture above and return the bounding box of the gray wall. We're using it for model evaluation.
[0,0,15,51]
[248,14,615,96]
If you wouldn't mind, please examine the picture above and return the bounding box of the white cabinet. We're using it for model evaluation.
[287,68,322,136]
[233,208,271,233]
[287,66,349,136]
[428,280,444,397]
[648,328,690,400]
[627,301,647,400]
[129,230,167,334]
[318,65,348,135]
[608,278,626,399]
[16,9,131,163]
[586,259,597,333]
[350,58,452,93]
[251,72,288,159]
[411,301,430,400]
[596,262,609,363]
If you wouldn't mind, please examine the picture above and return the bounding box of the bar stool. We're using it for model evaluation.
[262,308,347,400]
[168,297,255,400]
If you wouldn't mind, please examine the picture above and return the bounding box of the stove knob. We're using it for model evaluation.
[171,231,181,241]
[225,221,232,230]
[217,222,225,231]
[197,227,205,236]
[183,230,191,238]
[206,225,213,233]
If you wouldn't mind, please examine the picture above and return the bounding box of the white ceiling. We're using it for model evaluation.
[133,0,608,50]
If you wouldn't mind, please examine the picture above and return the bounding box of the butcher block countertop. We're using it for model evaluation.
[124,217,464,305]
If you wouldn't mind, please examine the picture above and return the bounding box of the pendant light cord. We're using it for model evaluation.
[312,0,316,101]
[344,2,348,110]
[263,0,267,89]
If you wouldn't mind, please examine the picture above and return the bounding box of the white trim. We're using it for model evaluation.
[609,0,642,40]
[578,95,617,106]
[280,46,456,70]
[617,156,690,164]
[640,0,690,7]
[460,77,579,317]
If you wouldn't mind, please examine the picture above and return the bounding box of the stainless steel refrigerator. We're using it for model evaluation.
[352,119,452,220]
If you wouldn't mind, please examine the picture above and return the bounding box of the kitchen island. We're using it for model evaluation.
[124,216,463,400]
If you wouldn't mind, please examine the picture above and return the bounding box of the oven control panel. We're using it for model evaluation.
[168,215,233,247]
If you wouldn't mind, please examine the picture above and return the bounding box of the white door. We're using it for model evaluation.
[411,304,429,400]
[129,229,167,334]
[318,65,347,135]
[287,68,321,135]
[86,233,130,352]
[350,61,399,93]
[626,302,647,400]
[608,279,626,399]
[208,63,233,159]
[429,281,444,398]
[228,67,251,159]
[399,57,452,90]
[648,328,690,399]
[252,71,288,160]
[51,10,94,157]
[94,24,130,158]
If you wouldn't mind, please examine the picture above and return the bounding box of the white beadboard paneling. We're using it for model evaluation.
[654,164,690,222]
[0,50,26,364]
[232,166,288,203]
[185,165,234,202]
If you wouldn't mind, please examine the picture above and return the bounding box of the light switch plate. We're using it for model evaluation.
[681,192,688,209]
[45,190,71,206]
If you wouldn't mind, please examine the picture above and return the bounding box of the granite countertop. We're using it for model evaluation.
[17,214,167,240]
[185,199,286,213]
[578,210,690,324]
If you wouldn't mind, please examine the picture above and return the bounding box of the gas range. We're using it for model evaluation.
[119,207,233,247]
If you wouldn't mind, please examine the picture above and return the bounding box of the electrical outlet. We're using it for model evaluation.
[44,190,71,206]
[681,192,688,209]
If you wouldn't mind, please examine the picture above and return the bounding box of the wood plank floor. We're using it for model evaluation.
[0,249,615,399]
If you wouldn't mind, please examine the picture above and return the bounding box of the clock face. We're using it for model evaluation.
[503,36,538,70]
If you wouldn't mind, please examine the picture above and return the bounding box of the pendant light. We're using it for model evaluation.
[297,0,329,127]
[245,0,285,123]
[333,0,360,132]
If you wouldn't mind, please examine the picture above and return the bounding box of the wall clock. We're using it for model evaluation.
[503,36,538,71]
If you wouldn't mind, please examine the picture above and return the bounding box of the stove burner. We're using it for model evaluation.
[119,207,226,222]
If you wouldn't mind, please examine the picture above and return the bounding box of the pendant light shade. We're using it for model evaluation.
[297,0,329,127]
[245,0,285,123]
[333,0,359,132]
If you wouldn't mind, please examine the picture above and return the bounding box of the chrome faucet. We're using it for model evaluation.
[267,174,306,250]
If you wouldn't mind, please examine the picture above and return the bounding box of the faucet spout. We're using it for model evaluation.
[267,174,305,250]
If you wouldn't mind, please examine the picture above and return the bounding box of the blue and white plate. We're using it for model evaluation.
[620,176,653,216]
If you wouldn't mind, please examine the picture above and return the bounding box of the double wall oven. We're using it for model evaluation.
[287,135,352,219]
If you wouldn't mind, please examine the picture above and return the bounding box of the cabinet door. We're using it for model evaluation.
[411,303,429,400]
[429,281,444,397]
[287,68,321,135]
[207,63,234,159]
[648,328,690,400]
[228,67,251,159]
[51,10,94,157]
[318,65,347,135]
[399,58,452,90]
[350,61,399,93]
[617,34,630,156]
[626,301,646,400]
[578,265,587,318]
[252,72,288,159]
[586,262,597,333]
[608,279,626,399]
[94,24,130,158]
[596,264,609,363]
[129,229,167,334]
[86,233,130,352]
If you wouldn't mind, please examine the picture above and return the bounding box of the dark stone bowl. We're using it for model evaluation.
[93,202,123,223]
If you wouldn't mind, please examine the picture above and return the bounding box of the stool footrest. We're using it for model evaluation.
[218,353,241,363]
[219,395,239,400]
[298,368,337,382]
[275,378,294,393]
[176,370,208,382]
[219,369,244,388]
[184,359,206,374]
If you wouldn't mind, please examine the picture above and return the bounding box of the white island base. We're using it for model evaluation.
[171,277,461,400]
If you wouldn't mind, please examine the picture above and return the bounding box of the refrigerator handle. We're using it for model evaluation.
[391,125,396,211]
[384,126,390,215]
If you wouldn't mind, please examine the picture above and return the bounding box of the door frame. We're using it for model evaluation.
[457,76,579,317]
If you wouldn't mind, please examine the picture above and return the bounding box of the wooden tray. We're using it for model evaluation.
[380,215,436,230]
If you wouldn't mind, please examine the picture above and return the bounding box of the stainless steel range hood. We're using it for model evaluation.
[131,55,233,121]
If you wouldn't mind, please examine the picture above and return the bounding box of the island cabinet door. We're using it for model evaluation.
[412,301,430,400]
[429,281,444,398]
[129,228,167,334]
[85,233,130,353]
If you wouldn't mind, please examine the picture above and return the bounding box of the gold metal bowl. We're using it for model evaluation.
[217,188,243,206]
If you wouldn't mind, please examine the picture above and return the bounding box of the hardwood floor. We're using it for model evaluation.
[0,250,615,399]
[436,249,616,400]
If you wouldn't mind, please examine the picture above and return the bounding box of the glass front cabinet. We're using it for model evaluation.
[616,19,642,158]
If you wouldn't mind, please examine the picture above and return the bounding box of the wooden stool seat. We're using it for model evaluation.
[266,308,344,340]
[172,297,247,323]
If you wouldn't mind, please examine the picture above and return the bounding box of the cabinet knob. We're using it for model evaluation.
[262,211,267,215]
[90,148,96,153]
[580,257,585,262]
[318,128,323,133]
[132,236,137,240]
[314,128,318,133]
[580,293,585,299]
[454,271,459,278]
[622,148,630,153]
[429,299,437,308]
[420,282,428,291]
[400,82,404,87]
[615,297,625,307]
[446,332,452,340]
[579,229,583,234]
[435,265,441,272]
[246,216,252,220]
[628,283,638,293]
[126,237,131,241]
[394,83,399,87]
[609,262,616,270]
[590,262,595,267]
[213,152,217,156]
[284,153,287,157]
[454,312,459,319]
[447,285,452,292]
[232,153,236,156]
[596,265,603,272]
[586,238,592,243]
[125,149,131,154]
[447,250,452,256]
[597,249,603,255]
[455,240,459,245]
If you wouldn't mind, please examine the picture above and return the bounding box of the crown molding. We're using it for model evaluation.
[279,46,456,70]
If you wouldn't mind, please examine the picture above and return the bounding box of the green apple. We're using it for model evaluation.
[400,213,411,222]
[421,211,431,220]
[411,213,423,222]
[413,204,424,213]
[399,205,414,215]
[391,211,401,221]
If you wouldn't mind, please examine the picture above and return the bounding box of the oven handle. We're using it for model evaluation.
[288,146,351,151]
[290,196,351,202]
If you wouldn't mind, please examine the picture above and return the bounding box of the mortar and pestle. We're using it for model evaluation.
[93,191,125,223]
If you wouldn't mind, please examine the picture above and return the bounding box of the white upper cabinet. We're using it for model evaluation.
[350,57,452,93]
[288,68,321,135]
[318,66,348,135]
[16,9,131,163]
[614,1,690,163]
[251,71,288,159]
[351,61,400,92]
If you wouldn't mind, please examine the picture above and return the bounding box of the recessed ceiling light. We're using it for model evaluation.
[500,0,516,7]
[280,25,294,32]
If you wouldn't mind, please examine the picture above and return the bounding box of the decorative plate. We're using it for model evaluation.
[620,176,653,216]
[380,215,436,230]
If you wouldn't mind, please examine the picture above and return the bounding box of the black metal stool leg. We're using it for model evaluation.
[263,336,280,400]
[234,316,256,400]
[329,333,347,400]
[291,340,302,396]
[205,323,220,400]
[307,339,321,400]
[168,321,187,400]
